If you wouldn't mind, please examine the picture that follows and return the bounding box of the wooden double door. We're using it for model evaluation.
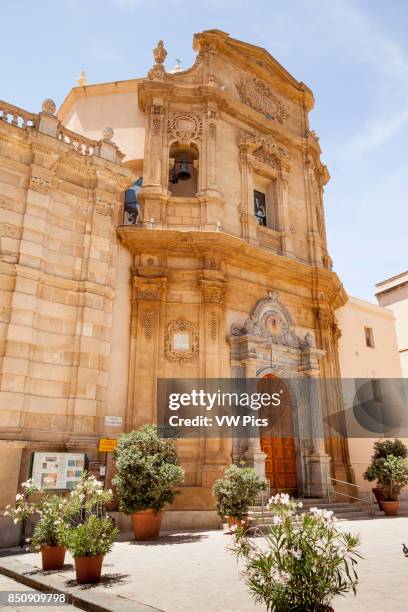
[259,375,297,495]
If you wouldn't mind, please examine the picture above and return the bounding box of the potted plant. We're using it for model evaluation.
[113,425,184,540]
[364,439,408,506]
[59,473,119,584]
[61,515,118,584]
[5,479,70,571]
[363,454,408,516]
[212,463,267,530]
[230,493,362,611]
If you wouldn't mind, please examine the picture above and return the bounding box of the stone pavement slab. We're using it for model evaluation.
[1,518,408,611]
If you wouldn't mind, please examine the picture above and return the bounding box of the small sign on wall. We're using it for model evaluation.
[104,415,123,427]
[98,438,117,453]
[172,332,191,351]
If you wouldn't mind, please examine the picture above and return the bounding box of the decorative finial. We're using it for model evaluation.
[76,70,88,87]
[41,99,56,115]
[153,40,167,65]
[102,126,114,142]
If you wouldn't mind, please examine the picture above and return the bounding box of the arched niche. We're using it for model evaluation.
[168,142,199,197]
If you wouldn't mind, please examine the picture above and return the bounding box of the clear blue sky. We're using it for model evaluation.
[1,0,407,302]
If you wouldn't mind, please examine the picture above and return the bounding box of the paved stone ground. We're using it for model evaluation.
[1,516,408,611]
[0,574,74,611]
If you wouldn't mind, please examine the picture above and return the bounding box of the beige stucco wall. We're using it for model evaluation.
[337,296,405,488]
[61,87,145,164]
[376,272,408,378]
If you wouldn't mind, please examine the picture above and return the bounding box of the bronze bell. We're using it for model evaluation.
[176,155,191,181]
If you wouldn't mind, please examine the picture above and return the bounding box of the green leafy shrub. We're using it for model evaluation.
[113,425,184,514]
[230,493,362,611]
[58,473,118,557]
[212,464,267,520]
[60,515,118,558]
[370,439,407,461]
[5,479,72,550]
[364,455,408,501]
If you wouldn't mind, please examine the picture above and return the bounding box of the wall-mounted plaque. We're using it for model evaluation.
[165,318,199,363]
[172,332,191,352]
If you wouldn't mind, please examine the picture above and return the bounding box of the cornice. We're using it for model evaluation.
[117,227,346,306]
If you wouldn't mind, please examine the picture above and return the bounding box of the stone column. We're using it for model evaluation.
[242,358,267,478]
[199,266,230,487]
[302,347,331,497]
[127,271,167,429]
[139,100,167,228]
[278,170,295,258]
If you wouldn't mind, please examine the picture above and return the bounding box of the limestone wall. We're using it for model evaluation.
[0,100,133,507]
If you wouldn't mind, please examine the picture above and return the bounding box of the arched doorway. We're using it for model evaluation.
[259,374,297,495]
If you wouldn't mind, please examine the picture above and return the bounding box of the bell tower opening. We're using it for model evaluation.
[168,143,198,197]
[259,374,298,495]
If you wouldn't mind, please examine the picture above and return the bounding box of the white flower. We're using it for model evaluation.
[298,501,303,508]
[272,516,283,525]
[290,548,302,560]
[15,493,24,501]
[309,507,336,525]
[13,518,19,524]
[272,570,290,585]
[4,511,9,516]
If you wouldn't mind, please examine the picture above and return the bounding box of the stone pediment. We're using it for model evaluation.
[231,291,313,350]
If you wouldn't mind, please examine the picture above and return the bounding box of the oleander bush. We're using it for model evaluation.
[230,493,362,612]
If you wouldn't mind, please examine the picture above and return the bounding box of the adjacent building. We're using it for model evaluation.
[376,271,408,378]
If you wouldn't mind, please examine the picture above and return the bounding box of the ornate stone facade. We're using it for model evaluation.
[0,30,354,525]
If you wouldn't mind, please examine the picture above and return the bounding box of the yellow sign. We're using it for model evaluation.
[98,438,117,453]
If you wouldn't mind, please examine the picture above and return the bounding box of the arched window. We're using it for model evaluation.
[124,177,143,224]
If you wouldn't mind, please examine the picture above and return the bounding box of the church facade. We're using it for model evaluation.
[0,30,358,526]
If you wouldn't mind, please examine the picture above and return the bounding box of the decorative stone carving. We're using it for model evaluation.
[144,310,154,338]
[29,176,51,193]
[0,222,21,239]
[168,112,202,144]
[253,147,280,169]
[164,317,199,363]
[231,290,311,349]
[41,98,56,115]
[95,200,112,217]
[134,276,167,301]
[201,281,225,304]
[209,311,217,340]
[236,77,287,123]
[148,40,167,80]
[240,133,289,168]
[153,40,167,65]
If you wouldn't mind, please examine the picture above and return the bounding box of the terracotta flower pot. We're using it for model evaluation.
[131,510,163,540]
[226,516,249,530]
[40,546,66,571]
[74,554,104,584]
[381,500,400,516]
[372,487,385,507]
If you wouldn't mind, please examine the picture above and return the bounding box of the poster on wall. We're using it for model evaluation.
[30,452,87,490]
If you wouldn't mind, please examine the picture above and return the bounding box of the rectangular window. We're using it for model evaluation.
[254,190,267,226]
[364,326,375,348]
